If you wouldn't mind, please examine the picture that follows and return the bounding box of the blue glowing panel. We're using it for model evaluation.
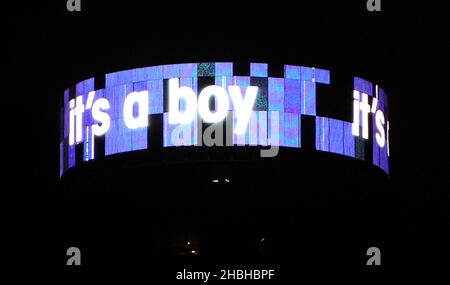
[107,84,133,121]
[215,62,233,76]
[354,77,373,96]
[189,117,199,146]
[329,119,344,155]
[248,111,258,146]
[133,81,147,92]
[83,126,92,161]
[104,85,133,155]
[83,103,94,161]
[250,63,268,77]
[233,111,247,146]
[163,64,180,79]
[343,122,355,158]
[179,63,198,77]
[146,65,163,80]
[64,88,69,104]
[314,68,330,84]
[163,113,197,147]
[147,79,164,114]
[132,67,148,83]
[75,78,95,96]
[283,113,300,147]
[215,76,233,89]
[59,142,64,177]
[301,67,314,81]
[105,72,115,87]
[373,87,389,174]
[258,111,268,146]
[268,78,284,112]
[284,79,301,113]
[285,65,301,79]
[315,117,329,152]
[180,77,198,112]
[268,111,283,146]
[233,76,250,107]
[214,76,233,110]
[131,126,147,151]
[198,63,215,77]
[113,70,133,87]
[373,125,380,168]
[301,81,316,116]
[64,89,69,139]
[105,118,131,155]
[68,144,75,168]
[75,82,84,96]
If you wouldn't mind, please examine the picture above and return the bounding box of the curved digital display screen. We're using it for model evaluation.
[59,62,389,176]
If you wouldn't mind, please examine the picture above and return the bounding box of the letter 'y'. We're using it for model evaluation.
[228,86,258,134]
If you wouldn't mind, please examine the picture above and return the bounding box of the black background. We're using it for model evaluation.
[4,0,450,272]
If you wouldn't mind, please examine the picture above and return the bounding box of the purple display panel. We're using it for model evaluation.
[329,119,344,155]
[148,79,164,114]
[146,65,164,80]
[163,113,197,147]
[285,65,301,79]
[301,66,315,81]
[315,116,330,152]
[314,68,331,84]
[83,95,93,161]
[372,87,389,174]
[268,111,283,147]
[179,63,198,77]
[107,66,164,87]
[284,79,301,113]
[163,64,181,79]
[215,76,234,109]
[248,111,258,146]
[233,76,250,106]
[233,111,247,146]
[283,113,300,147]
[180,77,198,112]
[60,63,389,177]
[133,81,147,92]
[60,142,64,177]
[131,125,148,151]
[75,78,95,96]
[104,85,124,121]
[379,88,389,173]
[105,84,133,155]
[354,77,373,96]
[215,62,233,76]
[301,81,316,116]
[268,77,284,112]
[258,111,268,146]
[343,121,355,158]
[83,126,92,161]
[68,143,75,168]
[107,69,133,87]
[316,117,348,156]
[132,67,148,83]
[250,63,268,77]
[63,89,70,139]
[232,111,268,146]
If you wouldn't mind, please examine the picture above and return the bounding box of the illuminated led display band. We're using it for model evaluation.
[59,62,390,176]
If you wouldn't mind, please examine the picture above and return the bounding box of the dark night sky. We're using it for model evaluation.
[4,0,450,266]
